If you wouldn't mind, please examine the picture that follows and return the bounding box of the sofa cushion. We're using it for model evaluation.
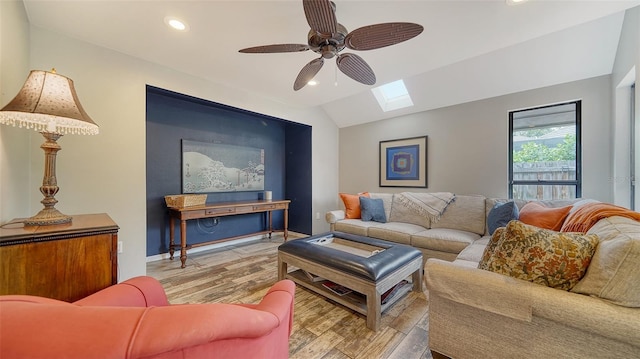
[411,228,480,254]
[571,216,640,307]
[457,236,490,264]
[339,192,369,219]
[367,222,425,245]
[518,202,572,231]
[334,219,385,237]
[388,194,430,228]
[478,227,505,270]
[484,220,598,290]
[431,195,486,235]
[359,197,387,223]
[487,201,519,235]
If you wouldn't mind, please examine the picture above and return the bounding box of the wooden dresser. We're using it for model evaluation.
[0,213,119,302]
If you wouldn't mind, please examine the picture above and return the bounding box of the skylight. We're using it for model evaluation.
[371,80,414,112]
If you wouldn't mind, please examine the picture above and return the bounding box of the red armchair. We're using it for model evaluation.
[0,276,296,358]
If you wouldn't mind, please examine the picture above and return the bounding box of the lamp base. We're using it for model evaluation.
[24,207,72,226]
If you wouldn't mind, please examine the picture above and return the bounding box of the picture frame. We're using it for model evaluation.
[182,139,265,193]
[379,136,427,188]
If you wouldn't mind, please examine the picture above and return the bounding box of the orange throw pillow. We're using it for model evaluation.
[518,202,572,231]
[339,192,369,219]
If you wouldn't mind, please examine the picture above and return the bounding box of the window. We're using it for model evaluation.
[509,101,581,200]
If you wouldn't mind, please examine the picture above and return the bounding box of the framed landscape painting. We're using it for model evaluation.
[379,136,427,188]
[182,140,265,193]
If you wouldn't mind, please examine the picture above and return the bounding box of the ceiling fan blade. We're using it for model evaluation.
[239,44,310,53]
[303,0,337,35]
[294,57,324,91]
[345,22,424,51]
[336,53,376,86]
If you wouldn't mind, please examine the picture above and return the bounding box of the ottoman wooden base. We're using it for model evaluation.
[277,232,423,331]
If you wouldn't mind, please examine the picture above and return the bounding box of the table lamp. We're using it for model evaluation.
[0,69,99,226]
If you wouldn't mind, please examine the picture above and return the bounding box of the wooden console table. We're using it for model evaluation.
[0,213,119,302]
[168,199,290,268]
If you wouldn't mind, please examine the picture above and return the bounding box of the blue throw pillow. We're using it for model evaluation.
[487,201,519,235]
[360,197,387,223]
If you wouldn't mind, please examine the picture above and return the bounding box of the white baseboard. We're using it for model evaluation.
[145,235,264,263]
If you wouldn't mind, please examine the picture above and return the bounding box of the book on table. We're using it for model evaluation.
[322,281,353,296]
[320,279,409,301]
[381,280,408,305]
[302,270,325,282]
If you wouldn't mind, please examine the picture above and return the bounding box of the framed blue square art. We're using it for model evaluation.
[379,136,427,187]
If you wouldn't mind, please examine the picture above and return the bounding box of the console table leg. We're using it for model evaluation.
[169,216,175,260]
[284,208,289,241]
[180,220,187,268]
[268,211,273,238]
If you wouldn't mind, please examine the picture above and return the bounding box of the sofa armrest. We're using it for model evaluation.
[325,210,345,224]
[74,276,169,307]
[425,259,640,346]
[426,258,533,322]
[229,279,296,336]
[129,279,296,357]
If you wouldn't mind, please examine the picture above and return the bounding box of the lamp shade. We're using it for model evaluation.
[0,69,99,135]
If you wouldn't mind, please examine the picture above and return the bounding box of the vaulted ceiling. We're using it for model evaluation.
[22,0,640,127]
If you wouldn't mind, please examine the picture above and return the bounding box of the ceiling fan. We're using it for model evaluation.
[238,0,424,91]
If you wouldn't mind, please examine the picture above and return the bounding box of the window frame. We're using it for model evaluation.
[508,100,582,200]
[631,84,636,210]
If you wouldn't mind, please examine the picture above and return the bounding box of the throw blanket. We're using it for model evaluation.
[395,192,456,223]
[561,202,640,233]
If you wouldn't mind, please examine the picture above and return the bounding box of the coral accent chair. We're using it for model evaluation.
[0,276,296,359]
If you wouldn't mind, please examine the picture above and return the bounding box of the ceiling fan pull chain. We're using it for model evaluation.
[335,63,338,87]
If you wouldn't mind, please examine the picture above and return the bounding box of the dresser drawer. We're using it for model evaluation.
[253,203,287,211]
[205,207,236,215]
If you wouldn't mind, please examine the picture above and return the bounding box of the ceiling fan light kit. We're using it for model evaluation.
[239,0,423,91]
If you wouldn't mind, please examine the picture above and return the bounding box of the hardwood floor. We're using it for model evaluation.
[147,234,433,359]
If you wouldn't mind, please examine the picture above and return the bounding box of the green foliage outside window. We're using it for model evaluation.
[513,134,576,163]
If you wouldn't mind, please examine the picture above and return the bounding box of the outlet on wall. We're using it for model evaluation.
[316,212,320,220]
[117,241,123,254]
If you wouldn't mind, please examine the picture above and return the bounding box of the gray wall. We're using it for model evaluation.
[0,0,31,222]
[339,75,613,202]
[0,1,338,281]
[611,6,639,208]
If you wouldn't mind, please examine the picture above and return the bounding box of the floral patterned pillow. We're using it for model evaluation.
[484,220,599,290]
[478,226,505,270]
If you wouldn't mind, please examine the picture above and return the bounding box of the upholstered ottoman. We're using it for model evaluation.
[278,231,423,331]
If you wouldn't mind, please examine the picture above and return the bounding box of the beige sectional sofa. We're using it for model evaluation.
[326,193,491,263]
[326,192,640,358]
[326,193,576,263]
[427,215,640,358]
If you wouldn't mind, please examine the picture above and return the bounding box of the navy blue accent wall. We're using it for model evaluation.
[285,124,313,234]
[145,86,311,256]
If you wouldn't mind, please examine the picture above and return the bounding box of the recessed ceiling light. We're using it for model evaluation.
[506,0,528,5]
[164,16,189,31]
